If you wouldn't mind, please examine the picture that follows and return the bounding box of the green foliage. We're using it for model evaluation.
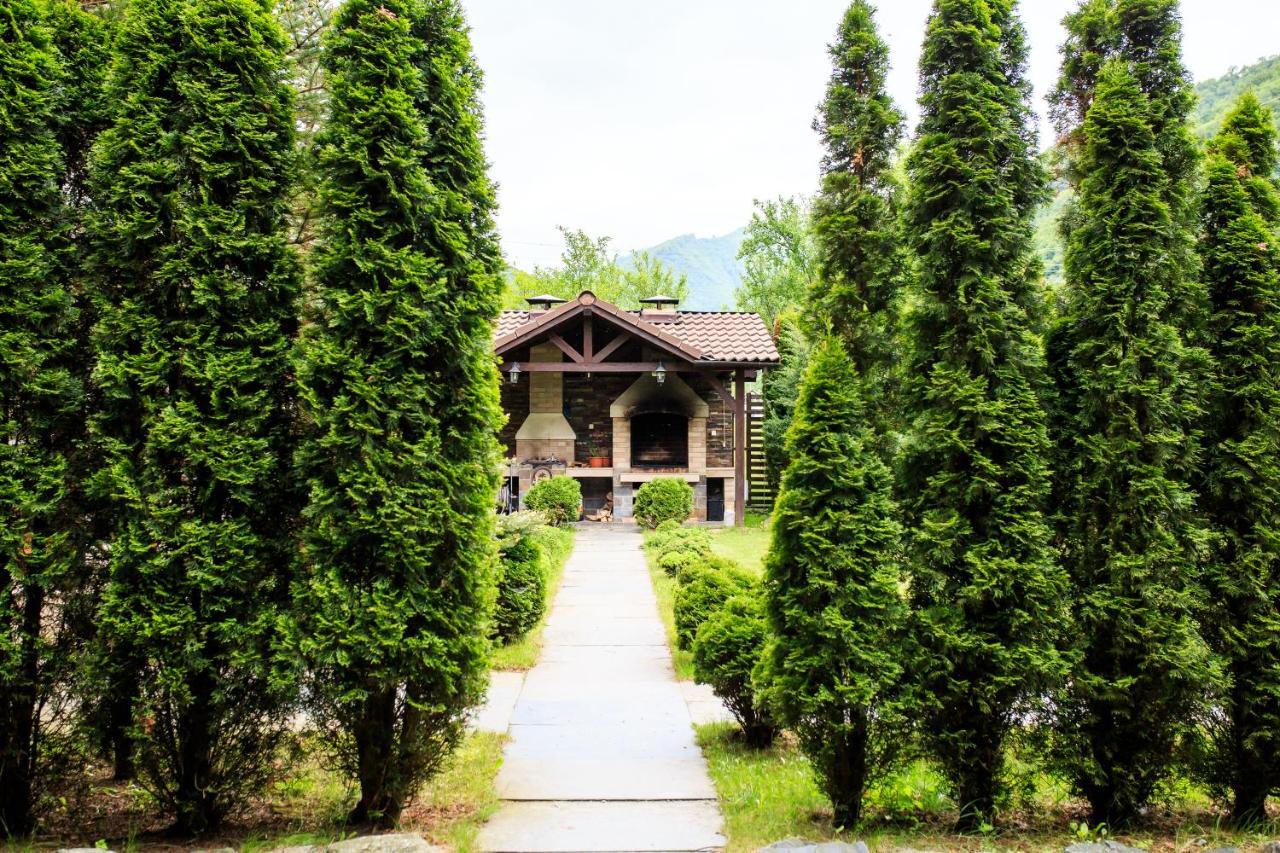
[632,478,693,529]
[502,227,690,310]
[291,0,503,826]
[692,592,778,748]
[673,556,754,651]
[761,338,905,828]
[810,0,905,447]
[1049,61,1213,827]
[87,0,303,832]
[493,533,547,645]
[524,476,582,526]
[646,521,712,556]
[735,196,819,329]
[758,315,810,501]
[1196,96,1280,823]
[900,0,1066,829]
[0,0,84,834]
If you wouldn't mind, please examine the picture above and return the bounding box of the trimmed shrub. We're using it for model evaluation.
[647,524,711,561]
[493,534,547,644]
[525,476,582,526]
[692,592,779,747]
[674,557,754,651]
[633,478,693,529]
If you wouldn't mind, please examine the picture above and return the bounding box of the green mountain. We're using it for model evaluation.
[621,229,746,311]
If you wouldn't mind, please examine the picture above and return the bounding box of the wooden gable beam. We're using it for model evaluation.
[548,333,584,364]
[589,331,633,364]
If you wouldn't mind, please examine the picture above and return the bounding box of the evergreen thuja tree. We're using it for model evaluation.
[88,0,302,832]
[1050,61,1213,827]
[0,0,81,834]
[761,337,905,828]
[294,0,503,827]
[899,0,1067,828]
[810,0,905,389]
[1197,94,1280,824]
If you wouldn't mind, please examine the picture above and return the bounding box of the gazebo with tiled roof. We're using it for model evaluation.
[494,291,780,525]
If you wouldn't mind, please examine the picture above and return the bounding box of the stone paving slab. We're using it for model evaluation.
[503,723,702,760]
[496,757,717,800]
[474,671,526,733]
[477,528,724,852]
[680,681,734,726]
[478,801,725,853]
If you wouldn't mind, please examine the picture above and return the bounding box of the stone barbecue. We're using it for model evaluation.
[494,291,779,524]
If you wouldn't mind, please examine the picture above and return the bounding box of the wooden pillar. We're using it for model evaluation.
[733,368,746,527]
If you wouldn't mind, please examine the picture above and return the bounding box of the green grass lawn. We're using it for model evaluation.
[696,721,1278,853]
[708,514,771,576]
[490,526,575,671]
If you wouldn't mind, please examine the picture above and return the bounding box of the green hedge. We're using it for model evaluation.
[494,534,547,643]
[693,592,779,747]
[524,475,582,525]
[673,556,754,651]
[633,478,693,528]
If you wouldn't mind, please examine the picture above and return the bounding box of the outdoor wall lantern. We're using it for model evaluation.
[653,361,667,385]
[508,362,522,385]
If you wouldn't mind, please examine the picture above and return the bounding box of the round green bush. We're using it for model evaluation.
[673,557,755,650]
[692,592,779,748]
[493,534,547,643]
[633,478,693,529]
[647,525,711,561]
[524,475,582,525]
[658,549,701,577]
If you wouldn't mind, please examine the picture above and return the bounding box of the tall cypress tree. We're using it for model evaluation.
[762,337,905,828]
[1050,61,1212,826]
[0,0,81,834]
[810,0,904,385]
[1050,0,1202,327]
[899,0,1066,828]
[88,0,302,832]
[1197,94,1280,824]
[293,0,503,826]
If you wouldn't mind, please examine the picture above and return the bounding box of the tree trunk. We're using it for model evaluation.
[108,668,137,782]
[953,723,1001,833]
[1230,775,1271,826]
[350,689,402,828]
[824,725,868,830]
[171,667,219,835]
[0,581,44,836]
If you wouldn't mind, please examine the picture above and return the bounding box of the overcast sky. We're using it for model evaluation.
[465,1,1278,269]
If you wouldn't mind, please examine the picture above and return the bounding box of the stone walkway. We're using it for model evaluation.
[477,528,726,853]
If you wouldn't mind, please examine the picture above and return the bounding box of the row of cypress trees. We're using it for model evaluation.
[1,0,501,835]
[765,0,1280,831]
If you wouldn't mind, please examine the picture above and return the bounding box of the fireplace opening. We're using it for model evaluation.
[630,412,688,469]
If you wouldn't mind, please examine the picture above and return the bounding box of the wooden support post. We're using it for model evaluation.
[734,368,746,527]
[583,315,594,361]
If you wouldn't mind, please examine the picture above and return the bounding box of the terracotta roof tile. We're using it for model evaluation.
[494,308,779,365]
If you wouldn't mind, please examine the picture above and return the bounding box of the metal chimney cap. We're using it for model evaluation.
[639,294,680,307]
[526,294,568,309]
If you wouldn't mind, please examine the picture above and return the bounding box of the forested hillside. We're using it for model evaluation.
[618,229,745,310]
[1193,54,1280,139]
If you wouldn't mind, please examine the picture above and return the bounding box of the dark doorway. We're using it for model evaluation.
[630,413,689,469]
[706,478,724,523]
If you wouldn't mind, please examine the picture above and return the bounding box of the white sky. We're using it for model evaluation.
[465,1,1279,269]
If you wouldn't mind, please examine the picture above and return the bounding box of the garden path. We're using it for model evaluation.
[477,527,725,852]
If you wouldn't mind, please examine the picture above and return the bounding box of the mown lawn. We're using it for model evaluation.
[696,721,1278,853]
[708,514,771,576]
[32,732,507,852]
